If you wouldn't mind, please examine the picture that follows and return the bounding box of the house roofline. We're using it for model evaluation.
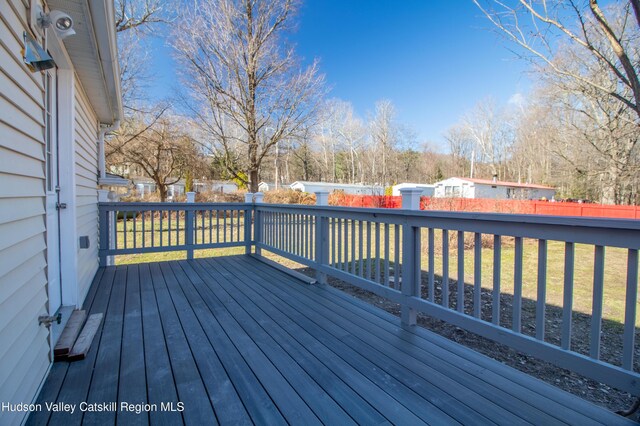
[90,0,123,125]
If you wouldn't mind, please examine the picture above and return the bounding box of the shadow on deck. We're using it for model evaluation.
[28,255,632,425]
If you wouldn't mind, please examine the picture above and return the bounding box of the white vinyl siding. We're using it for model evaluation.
[74,76,99,302]
[0,0,51,424]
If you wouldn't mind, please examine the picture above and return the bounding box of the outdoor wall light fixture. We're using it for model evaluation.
[22,32,55,72]
[38,9,76,39]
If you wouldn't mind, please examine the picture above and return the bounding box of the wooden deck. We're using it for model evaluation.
[28,255,633,425]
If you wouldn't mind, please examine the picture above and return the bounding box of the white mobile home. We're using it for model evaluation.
[392,183,435,197]
[0,1,122,423]
[258,181,272,192]
[290,181,384,196]
[258,181,289,192]
[197,181,238,193]
[433,177,556,200]
[134,178,156,196]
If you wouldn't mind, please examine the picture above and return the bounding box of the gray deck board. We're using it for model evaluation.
[160,261,251,425]
[118,264,148,426]
[138,263,183,426]
[29,255,635,426]
[215,257,504,424]
[230,256,572,425]
[148,262,217,425]
[179,260,322,425]
[83,266,127,426]
[201,257,457,425]
[44,265,117,426]
[172,261,352,425]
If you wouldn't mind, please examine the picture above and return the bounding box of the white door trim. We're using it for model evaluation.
[47,30,79,307]
[44,67,61,315]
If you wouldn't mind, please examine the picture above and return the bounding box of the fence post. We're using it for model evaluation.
[400,188,423,326]
[186,192,195,260]
[254,192,264,256]
[244,193,254,255]
[315,191,329,285]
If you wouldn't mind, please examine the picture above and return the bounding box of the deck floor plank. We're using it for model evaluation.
[174,263,390,426]
[202,256,462,424]
[82,266,128,426]
[138,263,183,426]
[210,256,485,425]
[171,260,287,425]
[180,260,323,425]
[148,262,217,425]
[179,260,360,426]
[161,261,252,425]
[118,264,149,426]
[180,256,392,424]
[231,256,566,425]
[30,256,634,426]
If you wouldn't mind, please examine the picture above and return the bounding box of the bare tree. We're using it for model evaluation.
[473,0,640,122]
[332,101,366,183]
[172,0,325,192]
[115,0,166,33]
[369,100,399,186]
[444,124,474,178]
[460,99,514,179]
[114,0,168,107]
[475,1,640,203]
[108,112,202,201]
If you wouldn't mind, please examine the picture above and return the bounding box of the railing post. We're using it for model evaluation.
[315,191,329,285]
[400,188,423,326]
[244,193,254,255]
[98,190,115,267]
[98,200,108,268]
[186,192,195,260]
[254,192,264,256]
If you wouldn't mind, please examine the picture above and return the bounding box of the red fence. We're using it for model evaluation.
[328,194,640,219]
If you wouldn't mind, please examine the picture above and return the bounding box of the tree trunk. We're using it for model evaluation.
[601,162,621,204]
[158,183,167,202]
[249,169,259,193]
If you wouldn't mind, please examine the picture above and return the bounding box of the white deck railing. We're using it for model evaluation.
[99,191,640,395]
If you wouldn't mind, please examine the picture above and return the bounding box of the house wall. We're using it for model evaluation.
[530,188,556,200]
[434,178,555,200]
[474,184,508,199]
[0,1,52,424]
[434,178,468,198]
[74,76,99,303]
[291,182,384,195]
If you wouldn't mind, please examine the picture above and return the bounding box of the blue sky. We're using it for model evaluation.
[147,1,533,151]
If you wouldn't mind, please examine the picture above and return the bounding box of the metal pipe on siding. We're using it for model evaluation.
[98,119,120,179]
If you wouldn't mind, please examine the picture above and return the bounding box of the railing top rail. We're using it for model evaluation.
[99,202,251,209]
[255,203,640,231]
[256,204,640,249]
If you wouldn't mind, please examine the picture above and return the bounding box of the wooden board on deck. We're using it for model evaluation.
[67,313,103,361]
[53,310,86,360]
